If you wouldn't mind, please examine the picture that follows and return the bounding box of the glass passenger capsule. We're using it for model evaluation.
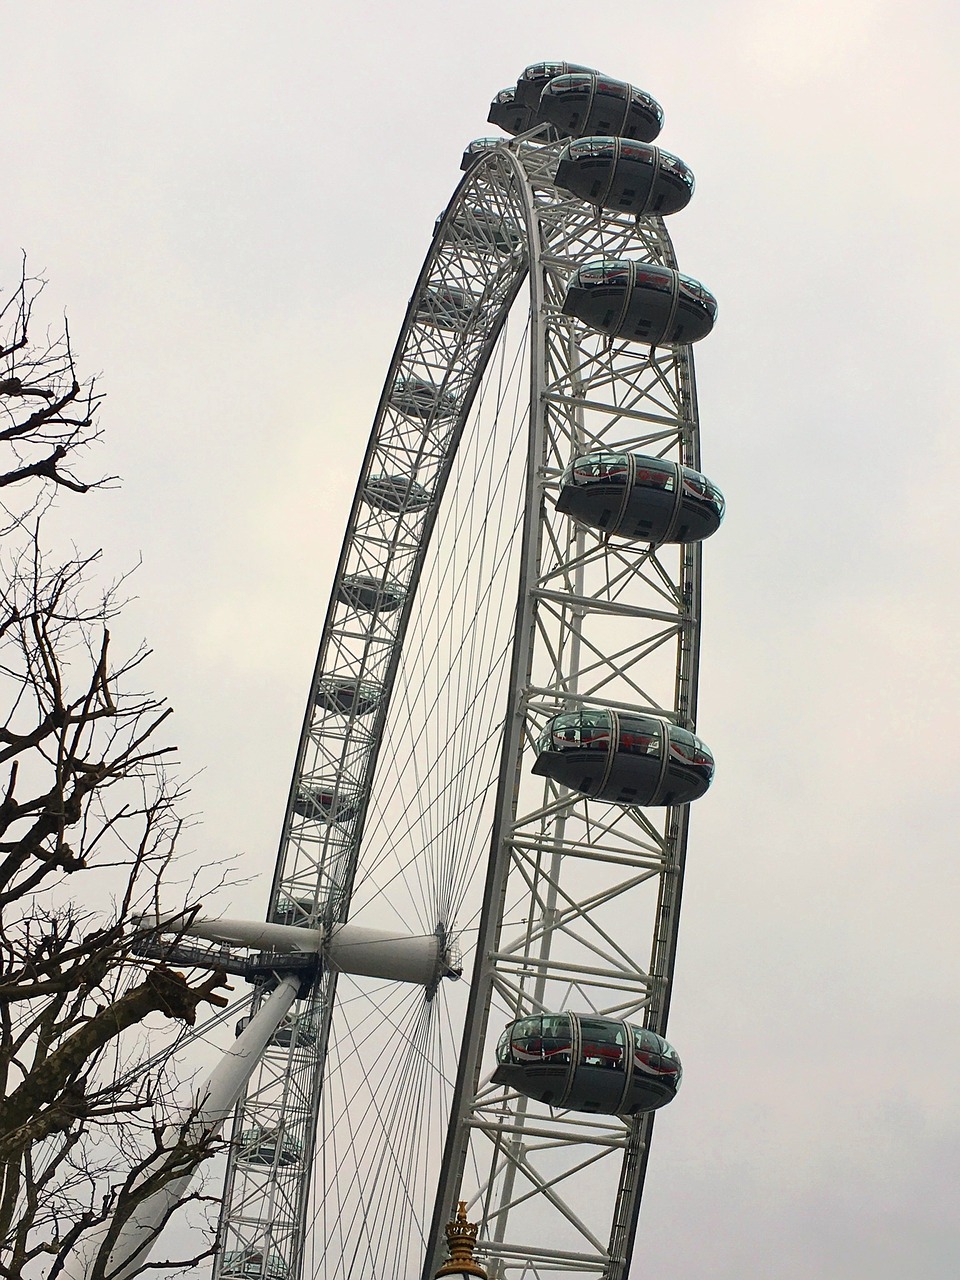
[555,137,695,216]
[270,1013,319,1050]
[538,74,663,143]
[293,785,360,825]
[532,708,714,806]
[416,285,480,331]
[461,137,504,171]
[221,1249,289,1280]
[445,205,523,256]
[314,675,383,717]
[487,88,538,136]
[337,573,405,613]
[556,451,725,542]
[389,375,459,422]
[237,1129,302,1167]
[271,895,315,927]
[493,1013,681,1115]
[363,474,432,512]
[514,61,598,108]
[562,258,717,346]
[236,1012,319,1051]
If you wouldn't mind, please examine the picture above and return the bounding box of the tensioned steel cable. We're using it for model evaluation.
[355,314,531,934]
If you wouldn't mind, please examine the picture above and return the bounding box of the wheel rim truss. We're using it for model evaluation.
[213,148,534,1280]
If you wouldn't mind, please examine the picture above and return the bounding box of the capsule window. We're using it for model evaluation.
[636,461,675,491]
[706,481,726,517]
[222,1250,288,1280]
[510,1016,544,1062]
[633,1027,661,1052]
[620,140,655,165]
[579,1019,625,1070]
[631,1026,681,1076]
[575,259,625,286]
[637,1053,663,1073]
[570,711,611,748]
[525,61,565,82]
[551,77,584,98]
[539,709,615,754]
[465,138,501,155]
[635,267,674,293]
[668,728,696,760]
[606,264,631,286]
[618,723,660,756]
[571,138,615,160]
[630,87,663,121]
[599,455,630,477]
[541,1014,572,1062]
[678,274,719,318]
[577,263,613,287]
[669,728,712,768]
[572,452,629,484]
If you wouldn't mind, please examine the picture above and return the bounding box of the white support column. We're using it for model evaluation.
[66,974,301,1280]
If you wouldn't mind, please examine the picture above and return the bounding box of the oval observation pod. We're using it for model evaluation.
[562,258,717,346]
[221,1250,289,1280]
[235,1012,320,1051]
[461,137,503,165]
[237,1130,302,1168]
[532,708,714,805]
[487,88,538,136]
[271,896,315,927]
[416,285,480,332]
[493,1013,681,1115]
[337,574,405,614]
[315,675,383,717]
[389,374,459,422]
[539,74,663,142]
[555,137,694,216]
[293,785,360,825]
[556,451,725,543]
[514,61,598,108]
[363,474,432,513]
[444,205,523,256]
[461,136,504,170]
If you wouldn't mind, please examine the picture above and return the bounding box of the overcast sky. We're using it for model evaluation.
[5,3,960,1278]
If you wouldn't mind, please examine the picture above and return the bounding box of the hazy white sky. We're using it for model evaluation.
[5,2,960,1277]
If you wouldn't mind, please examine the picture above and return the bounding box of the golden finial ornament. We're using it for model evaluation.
[434,1201,488,1280]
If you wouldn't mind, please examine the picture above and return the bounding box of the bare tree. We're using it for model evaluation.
[0,256,112,504]
[0,265,231,1279]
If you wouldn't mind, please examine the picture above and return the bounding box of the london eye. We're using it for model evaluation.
[94,59,724,1280]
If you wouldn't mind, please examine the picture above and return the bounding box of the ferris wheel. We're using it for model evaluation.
[101,60,724,1280]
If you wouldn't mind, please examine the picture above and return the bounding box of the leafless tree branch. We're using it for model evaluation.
[0,262,233,1278]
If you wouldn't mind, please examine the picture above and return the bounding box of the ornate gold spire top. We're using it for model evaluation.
[434,1202,488,1280]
